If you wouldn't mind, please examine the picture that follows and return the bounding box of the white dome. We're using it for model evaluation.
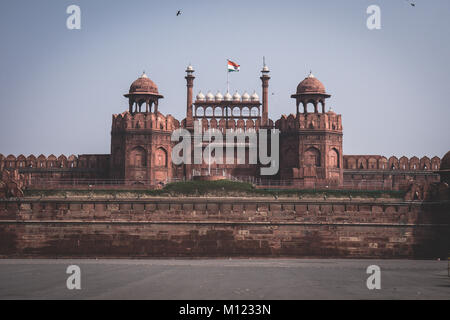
[232,91,241,102]
[242,91,250,102]
[196,91,205,102]
[262,65,269,72]
[215,91,223,102]
[206,91,215,102]
[224,92,232,101]
[186,64,194,72]
[251,91,259,102]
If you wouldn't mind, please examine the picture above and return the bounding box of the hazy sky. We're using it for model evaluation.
[0,0,449,158]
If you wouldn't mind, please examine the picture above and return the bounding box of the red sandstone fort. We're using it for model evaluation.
[0,63,449,259]
[0,64,443,192]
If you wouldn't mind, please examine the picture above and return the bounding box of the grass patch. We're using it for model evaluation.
[24,180,405,199]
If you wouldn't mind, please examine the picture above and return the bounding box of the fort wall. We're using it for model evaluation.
[0,197,448,258]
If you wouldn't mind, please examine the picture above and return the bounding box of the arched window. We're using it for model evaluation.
[205,107,213,117]
[306,102,315,113]
[214,108,222,117]
[196,107,204,117]
[305,147,321,167]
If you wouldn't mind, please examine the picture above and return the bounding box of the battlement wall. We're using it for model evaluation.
[344,155,441,171]
[0,154,110,171]
[0,197,448,258]
[112,111,180,132]
[275,112,342,132]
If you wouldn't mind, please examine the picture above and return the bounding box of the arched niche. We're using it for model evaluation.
[328,148,339,168]
[304,147,321,167]
[130,146,147,167]
[155,148,168,167]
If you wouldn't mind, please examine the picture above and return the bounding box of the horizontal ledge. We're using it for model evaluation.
[0,198,429,206]
[0,220,448,228]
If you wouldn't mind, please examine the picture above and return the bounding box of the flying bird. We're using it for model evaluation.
[405,1,415,7]
[176,10,182,16]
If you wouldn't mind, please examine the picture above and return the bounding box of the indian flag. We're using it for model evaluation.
[227,59,240,72]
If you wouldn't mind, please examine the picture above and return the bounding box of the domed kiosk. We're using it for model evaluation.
[291,72,331,114]
[125,72,164,113]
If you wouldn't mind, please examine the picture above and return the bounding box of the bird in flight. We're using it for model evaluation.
[405,1,415,6]
[176,10,182,16]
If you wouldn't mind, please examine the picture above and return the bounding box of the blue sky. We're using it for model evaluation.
[0,0,449,158]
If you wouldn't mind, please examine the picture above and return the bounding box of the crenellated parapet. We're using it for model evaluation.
[0,153,110,170]
[112,111,180,132]
[343,155,441,171]
[275,111,342,132]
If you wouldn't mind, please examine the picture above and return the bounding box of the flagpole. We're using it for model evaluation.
[227,62,229,93]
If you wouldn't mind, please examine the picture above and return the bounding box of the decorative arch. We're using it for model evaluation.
[399,156,409,170]
[214,107,222,117]
[431,156,440,170]
[204,107,213,117]
[304,147,321,167]
[409,157,419,170]
[388,156,399,170]
[378,157,388,170]
[58,155,67,168]
[346,157,356,169]
[368,157,377,169]
[357,157,367,169]
[328,148,339,168]
[27,155,37,168]
[251,107,259,117]
[196,107,204,117]
[68,155,77,168]
[130,146,147,167]
[37,155,46,168]
[420,157,431,170]
[155,147,168,167]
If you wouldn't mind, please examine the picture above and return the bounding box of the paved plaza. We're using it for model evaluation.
[0,259,448,300]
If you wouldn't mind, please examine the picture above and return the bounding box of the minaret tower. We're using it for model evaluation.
[260,58,270,127]
[185,64,195,129]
